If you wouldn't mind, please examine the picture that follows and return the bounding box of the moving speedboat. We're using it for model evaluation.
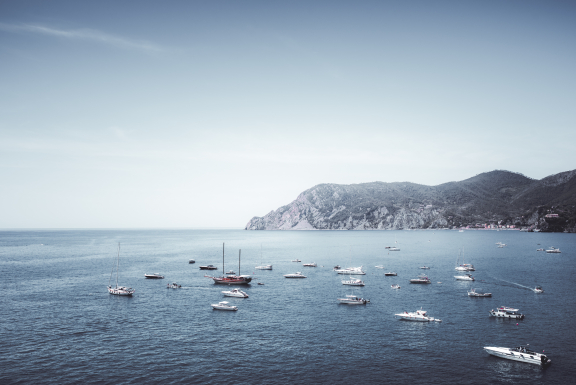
[303,262,317,267]
[211,301,238,311]
[489,306,524,319]
[468,288,491,297]
[395,309,441,322]
[199,265,218,270]
[533,285,544,293]
[546,247,561,253]
[385,272,397,276]
[255,264,273,270]
[337,295,369,305]
[410,274,431,284]
[167,282,181,289]
[284,272,307,278]
[222,288,249,298]
[335,266,366,275]
[342,277,365,286]
[484,345,551,366]
[455,274,475,281]
[391,284,401,289]
[144,273,164,279]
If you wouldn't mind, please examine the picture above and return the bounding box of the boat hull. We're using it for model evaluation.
[489,310,524,319]
[212,277,252,285]
[484,347,550,366]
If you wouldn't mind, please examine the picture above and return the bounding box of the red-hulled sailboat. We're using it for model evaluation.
[207,243,252,285]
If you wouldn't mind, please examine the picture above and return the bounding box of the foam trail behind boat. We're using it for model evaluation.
[486,274,534,291]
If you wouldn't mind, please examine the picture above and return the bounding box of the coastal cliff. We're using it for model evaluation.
[245,170,576,232]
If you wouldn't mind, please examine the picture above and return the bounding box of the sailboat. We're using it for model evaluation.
[255,244,272,270]
[108,243,135,296]
[207,243,252,285]
[455,249,475,271]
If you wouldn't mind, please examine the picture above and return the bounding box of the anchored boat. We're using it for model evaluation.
[484,345,551,366]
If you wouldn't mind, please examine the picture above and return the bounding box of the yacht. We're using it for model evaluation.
[209,246,252,285]
[468,288,491,297]
[533,285,544,293]
[144,273,164,279]
[167,282,181,289]
[337,295,369,305]
[395,309,441,322]
[199,265,218,270]
[255,264,273,270]
[222,288,249,298]
[385,272,397,276]
[483,345,551,366]
[410,274,431,284]
[388,247,400,251]
[303,262,317,267]
[546,247,561,253]
[455,274,475,281]
[189,259,195,264]
[292,259,302,262]
[335,266,366,275]
[391,284,401,289]
[211,301,238,311]
[342,277,365,286]
[489,306,524,319]
[284,272,307,278]
[420,266,430,269]
[108,243,135,296]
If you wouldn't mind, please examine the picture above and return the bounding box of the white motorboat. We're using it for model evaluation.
[409,274,431,284]
[189,259,195,264]
[546,247,561,253]
[388,247,400,251]
[385,272,397,276]
[468,288,491,297]
[455,274,475,281]
[420,266,430,269]
[303,262,317,267]
[536,248,544,251]
[167,282,181,289]
[342,277,365,286]
[337,295,369,305]
[375,265,385,269]
[483,345,551,366]
[108,243,135,296]
[222,288,249,298]
[144,273,165,279]
[395,309,441,322]
[284,272,307,278]
[335,266,366,275]
[489,306,524,319]
[292,259,301,262]
[533,285,544,293]
[255,265,273,270]
[211,301,238,311]
[199,264,218,270]
[391,284,401,289]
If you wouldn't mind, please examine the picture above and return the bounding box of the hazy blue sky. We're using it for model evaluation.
[1,0,575,228]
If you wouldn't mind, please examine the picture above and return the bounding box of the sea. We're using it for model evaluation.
[1,229,575,384]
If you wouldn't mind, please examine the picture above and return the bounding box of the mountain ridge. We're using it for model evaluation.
[245,169,576,232]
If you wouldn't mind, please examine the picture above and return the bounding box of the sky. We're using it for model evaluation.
[1,0,575,228]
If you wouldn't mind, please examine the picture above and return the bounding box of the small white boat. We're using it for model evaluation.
[375,265,385,269]
[395,309,441,322]
[284,272,307,278]
[489,306,524,319]
[420,266,430,269]
[337,295,369,305]
[536,248,544,251]
[410,274,431,284]
[222,288,249,298]
[144,273,164,279]
[546,247,561,253]
[484,345,551,366]
[533,285,544,293]
[385,272,397,276]
[333,265,341,270]
[291,259,302,262]
[342,277,365,286]
[468,288,491,297]
[211,301,238,311]
[335,266,366,275]
[255,264,273,270]
[303,262,317,267]
[189,259,196,264]
[167,282,181,289]
[388,247,400,251]
[391,284,401,289]
[455,274,475,281]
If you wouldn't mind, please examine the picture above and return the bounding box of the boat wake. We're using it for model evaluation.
[487,275,535,291]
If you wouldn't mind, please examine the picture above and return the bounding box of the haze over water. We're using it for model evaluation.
[1,229,574,384]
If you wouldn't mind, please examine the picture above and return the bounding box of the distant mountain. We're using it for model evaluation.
[245,169,576,232]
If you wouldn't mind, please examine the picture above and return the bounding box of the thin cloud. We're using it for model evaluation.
[0,22,162,53]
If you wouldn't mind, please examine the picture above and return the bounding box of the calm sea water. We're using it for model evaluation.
[1,229,575,384]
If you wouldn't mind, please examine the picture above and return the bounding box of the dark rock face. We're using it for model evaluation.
[245,170,576,232]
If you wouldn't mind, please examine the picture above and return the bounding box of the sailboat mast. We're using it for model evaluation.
[239,249,241,276]
[222,243,225,273]
[116,243,120,288]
